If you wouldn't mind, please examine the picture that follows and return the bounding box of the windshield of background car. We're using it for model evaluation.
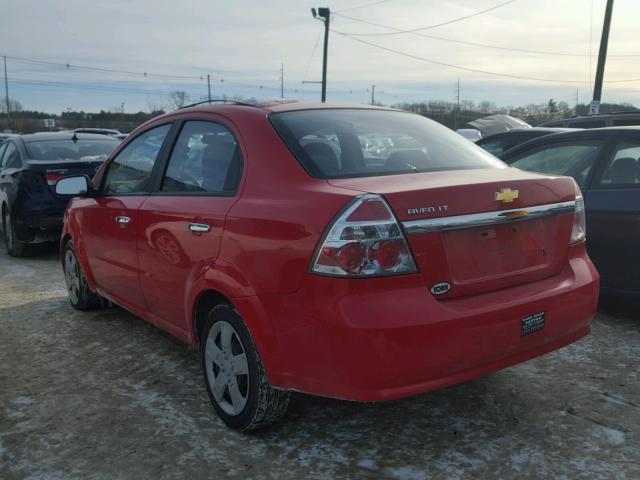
[509,141,601,188]
[25,139,120,161]
[270,109,505,179]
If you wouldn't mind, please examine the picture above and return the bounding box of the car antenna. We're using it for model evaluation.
[71,133,79,143]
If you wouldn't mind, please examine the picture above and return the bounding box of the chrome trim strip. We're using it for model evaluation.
[402,200,575,235]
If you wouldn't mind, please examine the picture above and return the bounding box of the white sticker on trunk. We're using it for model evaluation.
[430,282,451,295]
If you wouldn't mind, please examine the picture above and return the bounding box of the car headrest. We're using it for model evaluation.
[303,142,339,175]
[385,149,429,171]
[611,157,637,184]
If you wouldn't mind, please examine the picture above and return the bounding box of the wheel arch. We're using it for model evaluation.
[188,268,285,387]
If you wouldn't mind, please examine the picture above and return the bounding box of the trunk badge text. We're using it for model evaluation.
[408,205,448,216]
[430,282,451,295]
[495,188,519,203]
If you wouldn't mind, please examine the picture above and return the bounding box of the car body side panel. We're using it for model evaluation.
[216,110,357,295]
[584,190,640,294]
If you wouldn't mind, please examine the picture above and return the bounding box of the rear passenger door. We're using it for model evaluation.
[137,118,243,333]
[584,135,640,294]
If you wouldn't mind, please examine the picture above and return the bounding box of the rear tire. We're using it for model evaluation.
[3,210,28,257]
[63,241,100,310]
[201,304,290,431]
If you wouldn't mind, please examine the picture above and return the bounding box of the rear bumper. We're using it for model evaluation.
[239,243,599,401]
[14,213,64,243]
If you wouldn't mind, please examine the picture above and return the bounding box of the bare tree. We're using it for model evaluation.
[169,90,188,109]
[0,98,23,113]
[146,100,167,114]
[478,101,496,113]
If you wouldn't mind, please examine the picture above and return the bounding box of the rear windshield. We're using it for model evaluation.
[25,139,119,161]
[270,109,505,179]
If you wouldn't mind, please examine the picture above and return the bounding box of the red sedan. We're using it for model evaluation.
[56,101,599,431]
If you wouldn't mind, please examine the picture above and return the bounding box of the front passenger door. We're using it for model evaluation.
[82,123,173,312]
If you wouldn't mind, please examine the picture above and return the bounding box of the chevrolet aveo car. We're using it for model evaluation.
[56,101,599,431]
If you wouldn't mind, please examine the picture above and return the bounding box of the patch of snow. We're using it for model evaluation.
[382,466,427,480]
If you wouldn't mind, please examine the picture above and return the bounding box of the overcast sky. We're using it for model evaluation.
[2,0,639,113]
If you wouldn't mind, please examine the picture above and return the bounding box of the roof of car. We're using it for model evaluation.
[501,126,640,157]
[178,99,395,114]
[485,127,580,136]
[17,131,122,143]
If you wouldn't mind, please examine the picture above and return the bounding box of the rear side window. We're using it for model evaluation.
[2,143,21,169]
[510,141,601,188]
[0,143,8,168]
[596,140,640,187]
[161,121,241,194]
[270,109,504,179]
[103,124,171,194]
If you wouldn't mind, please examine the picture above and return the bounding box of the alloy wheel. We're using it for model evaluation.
[4,213,13,252]
[64,249,81,305]
[204,320,250,416]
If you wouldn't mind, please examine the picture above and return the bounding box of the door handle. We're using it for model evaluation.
[115,215,131,224]
[188,223,211,233]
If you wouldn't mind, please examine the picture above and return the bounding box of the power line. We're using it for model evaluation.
[335,0,394,14]
[335,12,640,57]
[302,23,324,82]
[2,54,300,96]
[335,0,519,36]
[333,31,640,84]
[4,54,205,80]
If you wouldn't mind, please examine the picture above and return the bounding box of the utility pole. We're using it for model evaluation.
[3,56,10,130]
[280,63,284,98]
[454,79,461,130]
[311,7,330,102]
[591,0,614,115]
[575,88,579,113]
[207,74,212,103]
[371,84,375,105]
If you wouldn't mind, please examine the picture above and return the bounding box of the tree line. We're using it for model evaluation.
[1,94,638,134]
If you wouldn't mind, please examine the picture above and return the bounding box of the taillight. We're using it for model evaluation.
[570,181,586,244]
[570,194,586,244]
[45,173,64,187]
[311,195,418,277]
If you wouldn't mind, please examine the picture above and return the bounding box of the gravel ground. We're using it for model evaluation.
[1,245,639,480]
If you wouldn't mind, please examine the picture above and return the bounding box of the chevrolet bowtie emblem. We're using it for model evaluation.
[495,188,519,203]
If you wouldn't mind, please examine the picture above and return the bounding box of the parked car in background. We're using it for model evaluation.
[73,127,122,137]
[477,127,580,157]
[455,128,482,142]
[502,127,640,298]
[0,133,17,143]
[0,132,120,256]
[541,112,640,129]
[58,101,597,431]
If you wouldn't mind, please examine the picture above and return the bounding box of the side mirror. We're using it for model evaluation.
[55,175,92,196]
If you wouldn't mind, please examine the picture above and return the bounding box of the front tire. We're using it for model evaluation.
[63,241,100,310]
[201,304,290,431]
[3,210,28,257]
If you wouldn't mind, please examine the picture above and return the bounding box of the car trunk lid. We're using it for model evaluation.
[329,168,577,298]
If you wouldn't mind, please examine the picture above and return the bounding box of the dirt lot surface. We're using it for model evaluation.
[1,246,639,480]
